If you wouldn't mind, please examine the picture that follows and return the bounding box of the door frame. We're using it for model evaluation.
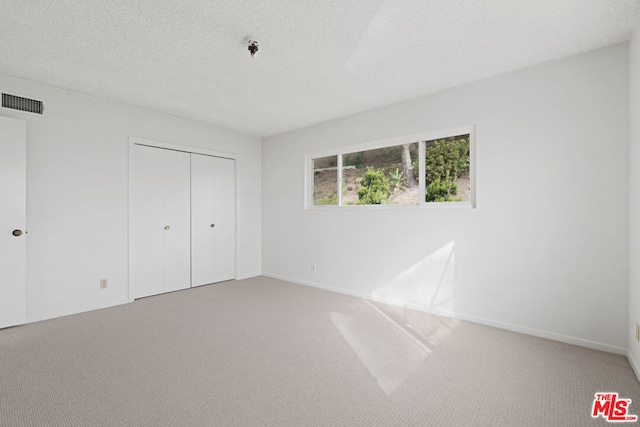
[128,136,238,301]
[0,115,26,328]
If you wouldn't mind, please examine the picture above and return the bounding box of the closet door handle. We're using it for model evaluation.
[164,226,170,230]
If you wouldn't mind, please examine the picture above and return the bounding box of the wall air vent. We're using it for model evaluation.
[2,93,44,115]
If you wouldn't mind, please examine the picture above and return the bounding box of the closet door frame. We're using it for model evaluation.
[128,136,238,302]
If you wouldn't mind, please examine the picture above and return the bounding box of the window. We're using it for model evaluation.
[424,134,471,203]
[313,155,338,205]
[342,143,419,205]
[307,127,474,208]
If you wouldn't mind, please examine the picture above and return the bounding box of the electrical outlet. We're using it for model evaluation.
[100,278,108,289]
[311,263,316,272]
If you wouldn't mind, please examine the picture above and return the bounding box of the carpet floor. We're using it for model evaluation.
[1,276,638,426]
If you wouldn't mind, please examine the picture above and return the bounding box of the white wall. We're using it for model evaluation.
[263,43,629,353]
[0,73,262,322]
[629,29,640,372]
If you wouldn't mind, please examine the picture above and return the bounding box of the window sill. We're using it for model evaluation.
[306,201,474,210]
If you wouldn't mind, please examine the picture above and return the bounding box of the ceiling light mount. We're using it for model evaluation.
[245,36,259,58]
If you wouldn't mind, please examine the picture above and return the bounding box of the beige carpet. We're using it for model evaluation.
[1,276,638,426]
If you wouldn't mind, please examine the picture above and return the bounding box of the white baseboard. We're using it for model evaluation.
[27,298,131,324]
[24,275,267,326]
[262,272,627,356]
[448,311,627,355]
[628,350,640,382]
[236,272,262,281]
[263,272,367,298]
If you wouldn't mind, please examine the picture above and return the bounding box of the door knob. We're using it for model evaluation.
[12,229,22,237]
[164,226,170,230]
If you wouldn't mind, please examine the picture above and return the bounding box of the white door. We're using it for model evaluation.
[0,116,26,328]
[191,154,235,286]
[131,144,191,298]
[162,149,192,293]
[212,156,236,282]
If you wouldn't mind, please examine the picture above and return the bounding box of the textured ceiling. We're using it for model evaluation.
[1,0,639,137]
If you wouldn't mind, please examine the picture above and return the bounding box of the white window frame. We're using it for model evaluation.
[305,125,476,209]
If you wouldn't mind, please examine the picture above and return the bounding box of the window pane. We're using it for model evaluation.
[313,155,338,205]
[342,143,419,205]
[424,134,470,203]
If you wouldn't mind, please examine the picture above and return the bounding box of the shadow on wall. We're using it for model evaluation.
[372,240,456,315]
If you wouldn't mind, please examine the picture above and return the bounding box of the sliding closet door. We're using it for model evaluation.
[131,144,191,298]
[190,153,214,286]
[191,154,235,286]
[212,157,235,281]
[161,149,192,293]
